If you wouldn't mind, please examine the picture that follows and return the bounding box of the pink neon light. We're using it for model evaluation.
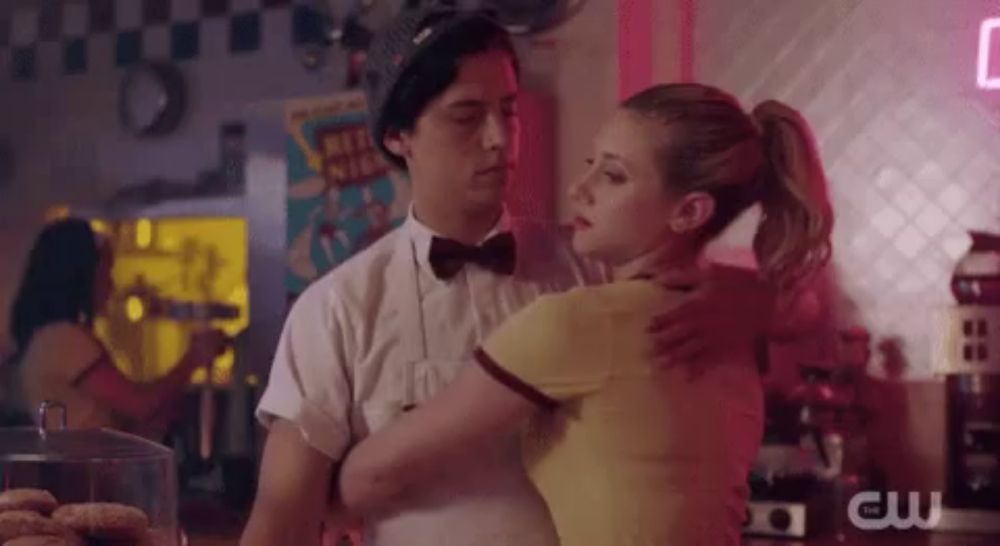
[977,18,1000,89]
[618,0,653,101]
[679,0,695,82]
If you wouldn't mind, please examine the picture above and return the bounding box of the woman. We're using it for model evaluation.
[6,218,227,433]
[338,84,833,545]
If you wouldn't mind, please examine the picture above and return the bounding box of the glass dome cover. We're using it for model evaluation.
[1,427,173,464]
[0,401,179,545]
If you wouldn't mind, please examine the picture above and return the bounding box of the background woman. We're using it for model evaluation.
[5,218,227,434]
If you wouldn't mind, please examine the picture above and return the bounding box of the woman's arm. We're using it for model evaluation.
[76,352,198,423]
[338,363,536,513]
[76,329,227,424]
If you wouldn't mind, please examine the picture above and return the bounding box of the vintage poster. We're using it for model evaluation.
[284,92,409,300]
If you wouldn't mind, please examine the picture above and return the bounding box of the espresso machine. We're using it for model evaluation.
[932,230,1000,533]
[744,351,871,540]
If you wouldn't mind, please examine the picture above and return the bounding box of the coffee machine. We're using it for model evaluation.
[932,230,1000,533]
[744,352,871,540]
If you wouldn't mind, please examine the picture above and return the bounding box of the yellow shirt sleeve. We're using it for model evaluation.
[476,290,611,406]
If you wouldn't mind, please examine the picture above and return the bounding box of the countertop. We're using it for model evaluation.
[180,494,246,546]
[187,528,998,546]
[186,529,999,546]
[179,496,998,546]
[188,538,240,546]
[745,531,998,545]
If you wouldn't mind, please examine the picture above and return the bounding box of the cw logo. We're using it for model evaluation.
[847,491,942,531]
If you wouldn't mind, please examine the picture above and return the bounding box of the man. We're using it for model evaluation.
[241,7,787,546]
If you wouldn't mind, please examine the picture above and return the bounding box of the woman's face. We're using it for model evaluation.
[567,110,679,265]
[92,239,114,313]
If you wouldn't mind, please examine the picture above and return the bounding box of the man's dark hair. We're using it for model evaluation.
[379,17,519,168]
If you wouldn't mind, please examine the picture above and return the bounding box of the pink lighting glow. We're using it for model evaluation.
[977,17,1000,89]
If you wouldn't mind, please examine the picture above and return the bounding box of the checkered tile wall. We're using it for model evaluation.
[0,0,333,81]
[695,0,1000,376]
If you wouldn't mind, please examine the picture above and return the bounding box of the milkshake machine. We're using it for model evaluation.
[933,230,1000,533]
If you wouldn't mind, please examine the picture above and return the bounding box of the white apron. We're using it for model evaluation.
[355,229,561,546]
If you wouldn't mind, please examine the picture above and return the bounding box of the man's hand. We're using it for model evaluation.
[646,264,776,377]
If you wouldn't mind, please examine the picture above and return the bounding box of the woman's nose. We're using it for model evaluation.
[568,176,593,205]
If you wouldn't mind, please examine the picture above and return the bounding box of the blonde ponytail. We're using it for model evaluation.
[751,100,833,291]
[620,85,833,291]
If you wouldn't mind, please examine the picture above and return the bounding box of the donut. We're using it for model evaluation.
[0,511,68,543]
[50,504,148,541]
[0,491,58,516]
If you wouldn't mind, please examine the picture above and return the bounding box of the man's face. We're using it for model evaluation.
[390,49,520,216]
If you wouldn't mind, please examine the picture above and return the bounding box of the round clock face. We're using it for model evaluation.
[124,67,168,131]
[119,63,185,136]
[485,0,564,33]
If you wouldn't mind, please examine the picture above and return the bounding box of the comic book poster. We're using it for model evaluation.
[284,92,409,302]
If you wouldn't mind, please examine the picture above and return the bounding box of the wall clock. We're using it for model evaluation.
[119,62,187,137]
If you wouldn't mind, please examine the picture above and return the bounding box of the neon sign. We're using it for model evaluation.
[977,17,1000,89]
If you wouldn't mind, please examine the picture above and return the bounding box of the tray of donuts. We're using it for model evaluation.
[0,489,176,546]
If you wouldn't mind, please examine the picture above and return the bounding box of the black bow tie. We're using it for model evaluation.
[428,232,516,280]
